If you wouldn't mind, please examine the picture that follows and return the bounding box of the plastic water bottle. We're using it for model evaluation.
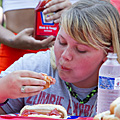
[97,52,120,114]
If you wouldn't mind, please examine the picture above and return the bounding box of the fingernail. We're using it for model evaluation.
[46,17,50,21]
[52,36,55,39]
[45,3,49,7]
[42,81,46,85]
[44,6,46,8]
[40,86,44,90]
[54,20,57,23]
[50,35,54,39]
[43,9,47,14]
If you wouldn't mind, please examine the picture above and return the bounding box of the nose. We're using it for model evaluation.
[61,47,73,61]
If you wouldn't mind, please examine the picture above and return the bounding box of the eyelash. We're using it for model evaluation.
[76,48,87,53]
[59,39,66,45]
[59,38,87,53]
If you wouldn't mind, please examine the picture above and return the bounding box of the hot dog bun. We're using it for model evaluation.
[110,97,120,114]
[93,110,110,120]
[20,104,67,119]
[103,114,119,120]
[114,104,120,118]
[42,73,56,90]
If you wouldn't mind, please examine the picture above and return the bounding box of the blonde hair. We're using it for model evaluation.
[61,0,120,62]
[50,46,56,69]
[50,0,120,69]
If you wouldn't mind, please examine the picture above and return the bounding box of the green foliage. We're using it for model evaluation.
[0,0,2,7]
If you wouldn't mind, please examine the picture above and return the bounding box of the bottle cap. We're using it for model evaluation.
[107,52,118,59]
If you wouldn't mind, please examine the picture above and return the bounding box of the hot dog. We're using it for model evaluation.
[41,73,56,90]
[20,104,67,119]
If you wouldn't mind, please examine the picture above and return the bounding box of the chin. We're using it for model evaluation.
[59,71,67,80]
[58,72,71,82]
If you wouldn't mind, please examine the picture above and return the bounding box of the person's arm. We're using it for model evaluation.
[0,25,54,49]
[0,25,15,45]
[0,50,54,114]
[0,70,49,115]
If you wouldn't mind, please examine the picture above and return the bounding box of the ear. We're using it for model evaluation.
[103,46,113,62]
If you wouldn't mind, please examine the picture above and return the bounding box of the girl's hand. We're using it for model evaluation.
[0,70,47,103]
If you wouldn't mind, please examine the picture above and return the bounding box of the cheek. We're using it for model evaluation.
[54,42,62,65]
[74,54,104,74]
[54,41,59,57]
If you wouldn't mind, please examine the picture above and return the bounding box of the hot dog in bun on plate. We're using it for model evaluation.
[20,104,67,119]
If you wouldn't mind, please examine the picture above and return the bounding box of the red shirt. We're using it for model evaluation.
[0,44,49,73]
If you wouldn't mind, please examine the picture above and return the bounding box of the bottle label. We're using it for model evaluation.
[97,76,120,113]
[99,76,120,90]
[36,11,59,36]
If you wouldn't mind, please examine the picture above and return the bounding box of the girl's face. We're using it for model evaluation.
[54,27,106,88]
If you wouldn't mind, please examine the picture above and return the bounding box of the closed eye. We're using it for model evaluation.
[57,35,67,46]
[76,47,87,53]
[59,39,67,45]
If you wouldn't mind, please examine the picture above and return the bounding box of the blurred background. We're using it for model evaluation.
[0,0,2,7]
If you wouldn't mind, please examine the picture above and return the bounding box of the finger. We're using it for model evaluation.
[21,86,44,93]
[35,36,55,49]
[45,10,63,22]
[16,70,44,79]
[38,36,55,46]
[54,18,60,24]
[22,28,34,36]
[21,91,42,98]
[43,5,62,14]
[29,36,55,49]
[36,35,54,43]
[48,41,55,48]
[43,1,67,14]
[21,78,46,86]
[44,0,65,8]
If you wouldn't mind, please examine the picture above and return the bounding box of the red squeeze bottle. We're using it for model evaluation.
[34,0,59,40]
